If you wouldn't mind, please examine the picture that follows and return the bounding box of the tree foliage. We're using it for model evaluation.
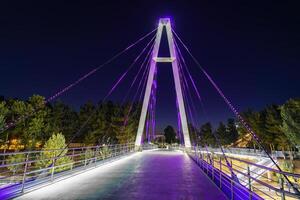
[1,93,299,152]
[7,153,25,174]
[281,99,300,148]
[164,125,176,144]
[199,122,216,147]
[37,132,72,172]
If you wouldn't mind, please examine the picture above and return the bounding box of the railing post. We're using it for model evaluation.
[94,147,98,167]
[247,165,252,200]
[219,157,222,189]
[212,156,214,181]
[279,176,285,200]
[71,149,75,171]
[231,178,234,200]
[206,156,209,174]
[84,148,87,167]
[195,146,198,163]
[21,152,29,193]
[51,158,55,181]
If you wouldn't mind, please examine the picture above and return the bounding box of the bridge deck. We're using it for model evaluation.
[17,150,227,200]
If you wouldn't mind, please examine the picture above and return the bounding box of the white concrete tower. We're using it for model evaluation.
[135,18,191,148]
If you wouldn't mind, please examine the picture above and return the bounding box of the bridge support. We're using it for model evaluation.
[135,18,191,148]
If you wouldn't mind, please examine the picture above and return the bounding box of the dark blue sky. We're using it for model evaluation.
[0,1,299,131]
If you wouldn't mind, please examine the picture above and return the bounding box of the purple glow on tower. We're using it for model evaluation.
[145,114,150,143]
[176,98,183,144]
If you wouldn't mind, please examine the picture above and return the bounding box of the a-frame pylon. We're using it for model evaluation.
[135,18,191,148]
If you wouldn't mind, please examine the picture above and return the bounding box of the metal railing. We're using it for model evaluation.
[188,146,300,200]
[199,147,300,159]
[1,144,298,200]
[0,143,138,199]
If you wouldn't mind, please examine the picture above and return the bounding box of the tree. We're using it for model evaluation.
[215,122,227,145]
[10,100,30,147]
[164,125,176,144]
[199,122,216,147]
[28,95,45,110]
[0,102,9,145]
[45,101,78,142]
[188,123,198,145]
[0,101,8,130]
[79,101,97,144]
[237,109,266,149]
[18,95,48,149]
[281,99,300,148]
[7,153,25,176]
[37,133,72,172]
[26,117,44,148]
[226,118,239,145]
[264,105,289,151]
[11,100,27,126]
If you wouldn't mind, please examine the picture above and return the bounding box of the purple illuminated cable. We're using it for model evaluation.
[174,39,207,120]
[121,59,153,142]
[121,41,155,105]
[121,58,151,132]
[176,35,234,175]
[149,90,153,141]
[151,70,157,141]
[172,29,299,192]
[148,78,156,142]
[178,51,214,155]
[178,56,200,127]
[138,64,152,103]
[151,93,154,141]
[174,84,183,143]
[1,28,157,133]
[50,34,157,166]
[152,67,158,140]
[175,48,189,133]
[176,99,182,143]
[126,46,152,109]
[145,113,150,142]
[122,40,154,129]
[177,57,202,132]
[179,38,236,157]
[122,51,152,128]
[178,41,231,166]
[182,78,196,127]
[176,32,241,177]
[147,93,152,142]
[175,40,202,101]
[176,46,197,119]
[149,67,157,141]
[178,62,196,127]
[180,56,235,176]
[47,29,157,103]
[103,35,155,101]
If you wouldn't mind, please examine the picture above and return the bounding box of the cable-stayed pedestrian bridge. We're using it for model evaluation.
[0,18,299,199]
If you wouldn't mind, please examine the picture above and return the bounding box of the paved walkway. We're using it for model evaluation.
[17,150,227,200]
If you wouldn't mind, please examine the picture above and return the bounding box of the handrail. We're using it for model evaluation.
[0,143,154,199]
[186,146,300,200]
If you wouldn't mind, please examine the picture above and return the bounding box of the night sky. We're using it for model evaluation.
[0,1,299,131]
